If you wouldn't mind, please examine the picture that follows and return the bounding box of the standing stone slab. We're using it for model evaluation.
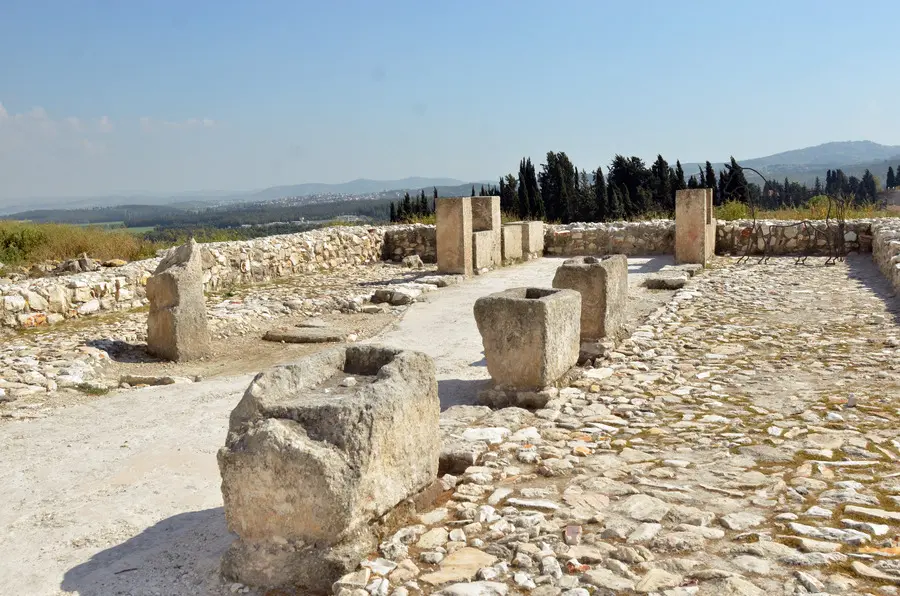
[552,254,628,341]
[471,196,502,267]
[675,188,715,266]
[474,287,580,389]
[502,224,524,264]
[437,197,473,276]
[146,239,210,361]
[472,231,495,270]
[509,221,545,259]
[217,344,439,593]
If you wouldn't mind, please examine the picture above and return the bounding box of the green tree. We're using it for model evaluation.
[471,185,475,197]
[887,166,896,189]
[704,161,718,205]
[814,176,822,195]
[650,154,672,213]
[594,167,608,222]
[687,175,698,189]
[389,202,397,222]
[500,173,518,214]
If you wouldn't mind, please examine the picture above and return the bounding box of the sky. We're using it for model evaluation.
[1,0,898,200]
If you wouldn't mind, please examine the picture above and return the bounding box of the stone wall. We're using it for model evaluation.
[544,221,676,256]
[3,219,898,332]
[873,219,900,294]
[0,225,417,332]
[382,224,437,263]
[715,220,874,256]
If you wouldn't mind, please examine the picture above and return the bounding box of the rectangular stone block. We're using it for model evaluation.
[675,188,715,265]
[474,287,580,389]
[472,231,495,270]
[471,196,502,266]
[146,239,210,361]
[510,221,544,259]
[552,254,628,341]
[436,197,473,276]
[218,345,439,592]
[502,224,524,264]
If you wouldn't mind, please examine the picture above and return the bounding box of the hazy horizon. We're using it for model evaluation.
[2,0,899,200]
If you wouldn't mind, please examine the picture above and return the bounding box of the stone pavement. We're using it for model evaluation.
[372,256,674,409]
[2,254,899,595]
[355,255,900,596]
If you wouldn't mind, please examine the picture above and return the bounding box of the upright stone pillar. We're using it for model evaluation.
[146,239,210,361]
[471,196,502,268]
[436,197,473,276]
[675,188,715,265]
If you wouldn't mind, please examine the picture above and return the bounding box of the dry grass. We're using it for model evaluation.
[0,221,160,267]
[715,199,899,222]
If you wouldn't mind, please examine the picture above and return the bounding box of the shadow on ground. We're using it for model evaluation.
[438,378,490,410]
[846,254,900,326]
[61,508,232,596]
[84,339,160,364]
[627,257,673,274]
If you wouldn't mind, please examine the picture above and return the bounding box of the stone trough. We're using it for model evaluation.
[217,344,439,593]
[474,287,580,404]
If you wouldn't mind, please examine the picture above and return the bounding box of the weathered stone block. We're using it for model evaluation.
[509,221,544,258]
[501,224,524,264]
[472,231,495,270]
[471,196,501,266]
[474,287,580,389]
[146,239,210,361]
[217,344,439,592]
[675,189,715,265]
[436,198,473,276]
[552,254,628,341]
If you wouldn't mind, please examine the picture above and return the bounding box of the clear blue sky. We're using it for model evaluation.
[1,0,898,199]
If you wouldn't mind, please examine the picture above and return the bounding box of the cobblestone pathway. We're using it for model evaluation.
[362,256,900,596]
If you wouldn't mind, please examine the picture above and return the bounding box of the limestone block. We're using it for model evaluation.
[471,196,501,266]
[552,255,628,341]
[511,221,544,258]
[675,188,715,265]
[218,345,439,592]
[472,231,495,270]
[146,239,210,362]
[436,198,473,276]
[474,287,580,389]
[501,224,523,264]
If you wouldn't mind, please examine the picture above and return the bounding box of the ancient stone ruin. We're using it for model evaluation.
[501,223,523,264]
[471,195,502,270]
[145,239,210,361]
[436,197,474,276]
[552,254,628,344]
[675,188,716,266]
[474,287,580,391]
[217,344,439,593]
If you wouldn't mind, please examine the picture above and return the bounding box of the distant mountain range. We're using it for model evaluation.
[684,141,900,187]
[3,141,900,215]
[0,177,494,215]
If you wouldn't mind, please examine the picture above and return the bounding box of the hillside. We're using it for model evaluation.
[684,141,900,187]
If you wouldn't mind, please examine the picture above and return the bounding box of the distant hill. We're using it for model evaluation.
[684,140,900,187]
[0,177,494,215]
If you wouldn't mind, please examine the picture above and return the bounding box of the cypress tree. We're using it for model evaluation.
[814,176,822,195]
[688,175,698,189]
[704,161,718,205]
[887,166,896,189]
[518,158,530,218]
[594,167,608,222]
[471,185,475,197]
[389,202,396,222]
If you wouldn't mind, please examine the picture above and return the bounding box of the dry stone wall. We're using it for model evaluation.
[715,219,874,255]
[2,219,898,332]
[873,219,900,294]
[0,225,422,332]
[544,220,676,256]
